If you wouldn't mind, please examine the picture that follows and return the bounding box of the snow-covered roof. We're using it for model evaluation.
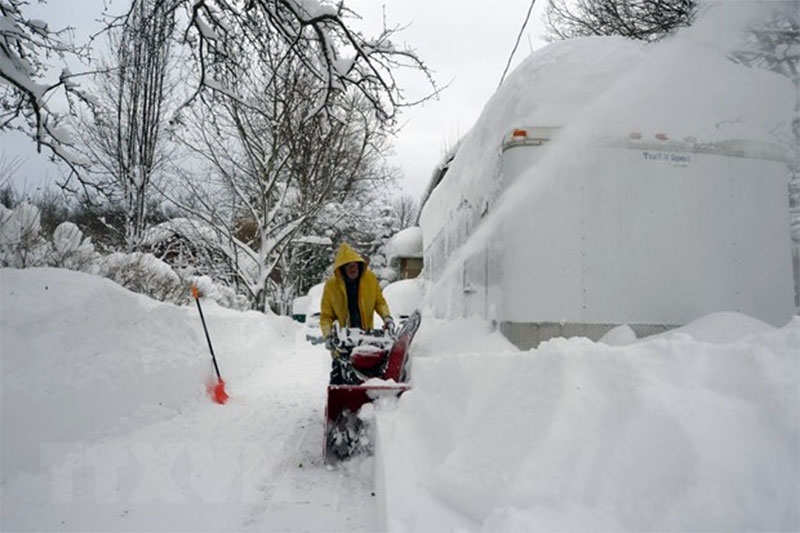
[141,217,218,246]
[386,227,423,260]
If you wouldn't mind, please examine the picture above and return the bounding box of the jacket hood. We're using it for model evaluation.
[332,243,365,277]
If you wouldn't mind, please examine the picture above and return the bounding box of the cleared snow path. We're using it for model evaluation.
[230,331,378,533]
[0,268,377,532]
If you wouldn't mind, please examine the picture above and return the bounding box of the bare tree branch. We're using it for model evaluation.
[544,0,697,42]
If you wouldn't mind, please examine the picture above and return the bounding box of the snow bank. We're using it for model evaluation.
[0,268,298,481]
[376,314,800,531]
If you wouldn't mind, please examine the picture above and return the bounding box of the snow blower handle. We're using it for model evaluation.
[383,316,396,337]
[330,322,345,351]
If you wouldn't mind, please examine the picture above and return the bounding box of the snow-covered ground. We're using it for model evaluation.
[1,267,798,532]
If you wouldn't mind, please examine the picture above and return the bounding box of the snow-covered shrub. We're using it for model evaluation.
[189,275,250,311]
[49,222,98,272]
[99,252,189,305]
[0,202,50,267]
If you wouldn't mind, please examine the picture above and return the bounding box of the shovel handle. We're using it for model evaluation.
[191,284,222,382]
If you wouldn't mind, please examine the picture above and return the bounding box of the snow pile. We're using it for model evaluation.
[376,312,800,531]
[0,269,296,479]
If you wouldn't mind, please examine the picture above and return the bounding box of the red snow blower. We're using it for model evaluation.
[191,284,229,404]
[324,310,421,463]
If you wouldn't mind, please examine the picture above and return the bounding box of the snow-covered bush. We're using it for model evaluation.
[189,275,250,311]
[49,222,97,272]
[0,202,50,268]
[98,252,189,305]
[0,202,250,309]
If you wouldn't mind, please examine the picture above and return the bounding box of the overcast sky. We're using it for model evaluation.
[1,1,548,199]
[344,1,549,196]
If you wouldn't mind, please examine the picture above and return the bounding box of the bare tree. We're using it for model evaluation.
[164,32,395,311]
[544,0,697,42]
[174,0,437,125]
[3,0,438,184]
[76,0,177,252]
[392,194,420,230]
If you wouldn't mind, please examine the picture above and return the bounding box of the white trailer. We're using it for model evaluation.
[421,127,795,349]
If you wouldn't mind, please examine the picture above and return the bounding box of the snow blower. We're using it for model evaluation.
[191,284,229,404]
[324,310,421,463]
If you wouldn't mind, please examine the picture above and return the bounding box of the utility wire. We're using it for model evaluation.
[498,0,538,89]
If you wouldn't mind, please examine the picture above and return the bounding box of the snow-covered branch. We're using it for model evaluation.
[0,0,93,177]
[180,0,439,124]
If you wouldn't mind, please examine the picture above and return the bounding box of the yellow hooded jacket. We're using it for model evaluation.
[319,243,391,337]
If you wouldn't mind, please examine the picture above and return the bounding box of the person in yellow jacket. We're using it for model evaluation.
[320,243,394,384]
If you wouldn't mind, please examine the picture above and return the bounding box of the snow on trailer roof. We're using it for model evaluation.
[420,34,795,235]
[419,37,646,234]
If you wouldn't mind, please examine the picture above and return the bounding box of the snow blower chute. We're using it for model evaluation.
[324,310,421,463]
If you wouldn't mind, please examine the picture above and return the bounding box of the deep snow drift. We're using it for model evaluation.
[2,268,798,532]
[378,314,799,531]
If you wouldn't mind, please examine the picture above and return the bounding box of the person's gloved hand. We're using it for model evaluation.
[324,332,337,351]
[383,316,396,335]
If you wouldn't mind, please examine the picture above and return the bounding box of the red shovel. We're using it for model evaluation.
[191,284,229,404]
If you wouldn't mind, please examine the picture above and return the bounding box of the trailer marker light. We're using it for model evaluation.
[512,129,528,139]
[655,133,669,141]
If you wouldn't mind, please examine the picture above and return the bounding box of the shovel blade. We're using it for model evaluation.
[207,379,229,404]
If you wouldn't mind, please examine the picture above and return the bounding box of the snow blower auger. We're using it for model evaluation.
[324,310,421,464]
